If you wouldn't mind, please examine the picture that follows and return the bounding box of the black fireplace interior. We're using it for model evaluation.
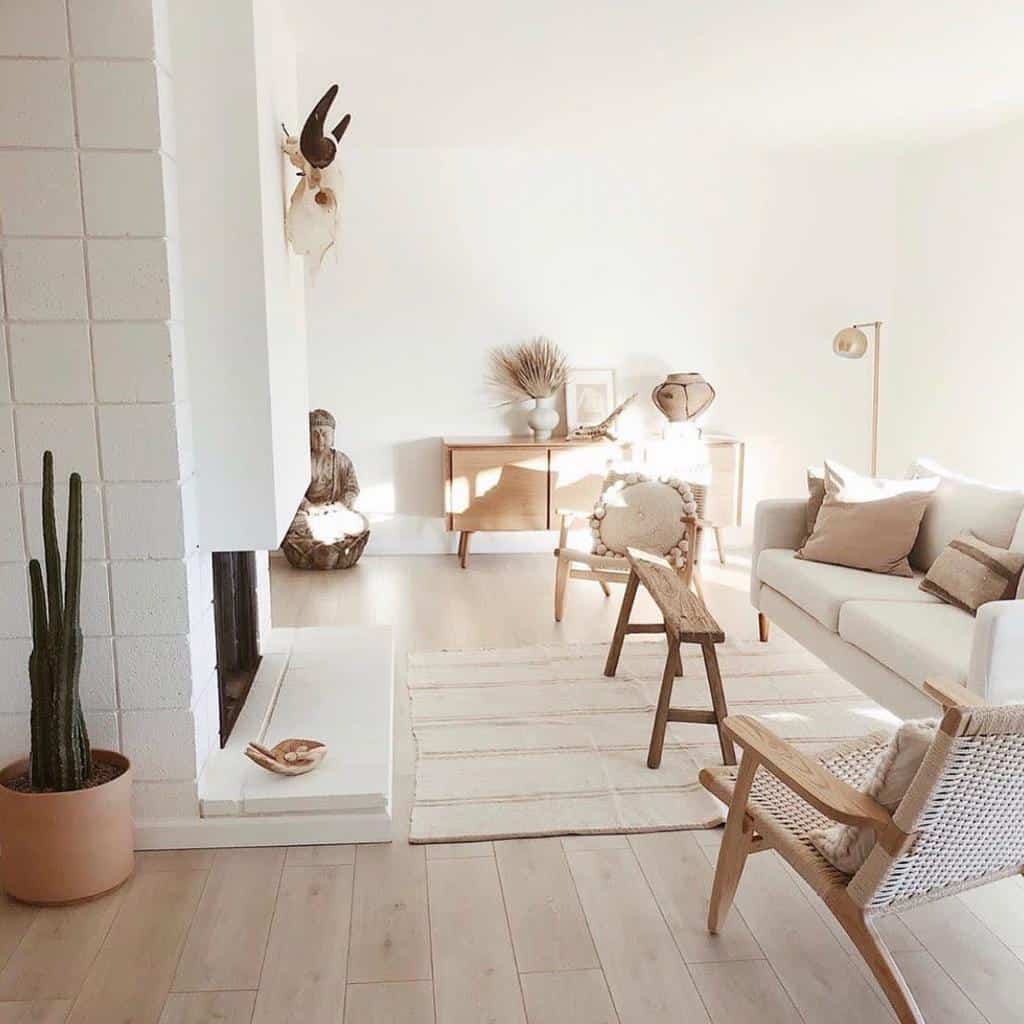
[212,551,261,746]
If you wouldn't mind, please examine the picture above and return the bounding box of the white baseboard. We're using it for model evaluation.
[134,807,393,849]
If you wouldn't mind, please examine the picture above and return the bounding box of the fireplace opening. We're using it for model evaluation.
[212,551,261,746]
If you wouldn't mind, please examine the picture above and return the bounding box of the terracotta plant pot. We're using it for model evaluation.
[0,750,134,905]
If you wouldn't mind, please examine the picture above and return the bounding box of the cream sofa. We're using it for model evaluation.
[751,460,1024,719]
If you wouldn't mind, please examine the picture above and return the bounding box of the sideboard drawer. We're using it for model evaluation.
[449,447,549,531]
[706,441,744,528]
[549,444,619,521]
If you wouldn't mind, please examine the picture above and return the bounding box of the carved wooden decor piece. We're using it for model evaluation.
[282,84,351,268]
[281,409,370,570]
[245,738,327,776]
[568,392,638,440]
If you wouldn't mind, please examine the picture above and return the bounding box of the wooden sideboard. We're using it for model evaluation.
[688,434,745,564]
[443,434,744,567]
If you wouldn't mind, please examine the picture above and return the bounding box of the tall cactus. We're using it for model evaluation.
[28,451,92,792]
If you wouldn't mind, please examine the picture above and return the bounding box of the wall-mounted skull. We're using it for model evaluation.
[282,84,351,269]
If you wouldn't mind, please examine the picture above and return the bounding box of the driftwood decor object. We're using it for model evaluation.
[282,84,351,268]
[281,409,370,570]
[701,678,1024,1024]
[245,739,327,776]
[603,546,735,768]
[567,393,638,440]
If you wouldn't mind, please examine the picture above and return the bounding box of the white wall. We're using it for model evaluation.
[886,117,1024,484]
[0,0,215,822]
[172,0,309,553]
[302,136,904,552]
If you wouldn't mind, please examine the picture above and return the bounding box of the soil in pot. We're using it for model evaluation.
[2,756,126,793]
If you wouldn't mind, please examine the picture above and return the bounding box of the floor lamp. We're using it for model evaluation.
[833,320,881,475]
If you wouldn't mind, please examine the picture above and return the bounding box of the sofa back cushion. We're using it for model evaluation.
[907,459,1024,573]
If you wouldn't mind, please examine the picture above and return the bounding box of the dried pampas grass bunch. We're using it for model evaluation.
[488,337,568,403]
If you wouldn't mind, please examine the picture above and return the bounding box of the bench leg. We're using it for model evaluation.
[670,637,684,678]
[604,571,639,677]
[757,612,769,643]
[458,531,472,569]
[702,641,736,766]
[647,629,679,769]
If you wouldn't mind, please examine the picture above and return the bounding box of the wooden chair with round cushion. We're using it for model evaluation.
[553,469,707,621]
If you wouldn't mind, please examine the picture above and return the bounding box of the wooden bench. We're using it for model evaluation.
[604,547,736,768]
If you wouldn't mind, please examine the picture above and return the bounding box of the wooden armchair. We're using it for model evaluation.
[700,678,1024,1024]
[553,480,708,622]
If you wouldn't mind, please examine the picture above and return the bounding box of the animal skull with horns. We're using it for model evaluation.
[282,84,351,268]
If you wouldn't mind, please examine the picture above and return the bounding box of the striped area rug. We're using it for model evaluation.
[408,637,899,844]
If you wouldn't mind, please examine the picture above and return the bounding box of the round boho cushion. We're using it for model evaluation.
[590,473,698,567]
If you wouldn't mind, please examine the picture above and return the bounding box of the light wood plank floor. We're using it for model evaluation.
[2,552,1022,1023]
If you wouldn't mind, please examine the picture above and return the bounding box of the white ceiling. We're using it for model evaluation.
[292,0,1024,148]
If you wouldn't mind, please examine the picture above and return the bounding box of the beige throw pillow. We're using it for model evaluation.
[810,719,937,874]
[796,460,939,576]
[920,531,1024,615]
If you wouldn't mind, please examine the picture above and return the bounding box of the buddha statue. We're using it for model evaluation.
[281,409,370,569]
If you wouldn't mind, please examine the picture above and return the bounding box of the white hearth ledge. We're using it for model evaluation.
[134,625,394,849]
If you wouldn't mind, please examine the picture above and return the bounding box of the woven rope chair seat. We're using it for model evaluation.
[703,731,892,898]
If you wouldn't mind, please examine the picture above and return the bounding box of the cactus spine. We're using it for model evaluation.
[28,451,92,792]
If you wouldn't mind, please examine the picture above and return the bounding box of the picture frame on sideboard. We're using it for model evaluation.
[564,368,615,432]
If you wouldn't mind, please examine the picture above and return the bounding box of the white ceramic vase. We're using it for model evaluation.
[527,395,559,441]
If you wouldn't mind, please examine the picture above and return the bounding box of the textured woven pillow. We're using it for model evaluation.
[809,719,937,874]
[796,460,938,576]
[590,471,697,568]
[919,531,1024,615]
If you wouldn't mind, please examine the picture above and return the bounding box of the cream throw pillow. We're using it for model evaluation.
[809,719,937,874]
[796,460,939,576]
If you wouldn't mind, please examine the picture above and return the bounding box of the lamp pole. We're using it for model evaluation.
[836,320,882,476]
[850,321,882,476]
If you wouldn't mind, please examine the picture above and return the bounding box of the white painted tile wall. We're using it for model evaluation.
[0,0,213,819]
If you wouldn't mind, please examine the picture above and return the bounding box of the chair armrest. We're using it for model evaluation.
[554,508,590,521]
[555,548,626,571]
[923,678,988,709]
[968,599,1024,704]
[751,499,808,606]
[723,715,892,835]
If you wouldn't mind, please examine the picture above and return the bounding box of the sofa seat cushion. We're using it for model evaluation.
[757,548,939,632]
[838,600,973,689]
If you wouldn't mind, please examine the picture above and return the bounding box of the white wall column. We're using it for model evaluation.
[0,0,216,825]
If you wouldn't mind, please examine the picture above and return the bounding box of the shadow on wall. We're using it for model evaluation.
[393,438,445,516]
